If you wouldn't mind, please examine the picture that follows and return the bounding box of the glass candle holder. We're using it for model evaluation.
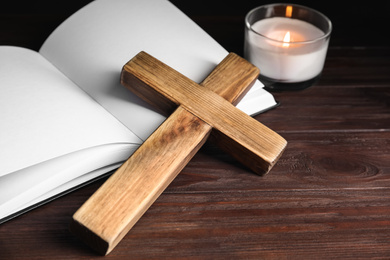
[244,4,332,91]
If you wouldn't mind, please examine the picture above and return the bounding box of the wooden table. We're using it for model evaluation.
[1,1,390,259]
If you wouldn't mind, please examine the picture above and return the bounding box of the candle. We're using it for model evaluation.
[248,17,326,82]
[244,4,332,90]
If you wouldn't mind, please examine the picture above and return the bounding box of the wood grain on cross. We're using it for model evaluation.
[70,52,287,255]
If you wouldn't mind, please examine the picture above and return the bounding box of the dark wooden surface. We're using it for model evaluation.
[1,1,390,259]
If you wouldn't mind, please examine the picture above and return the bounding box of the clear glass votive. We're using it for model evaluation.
[244,4,332,91]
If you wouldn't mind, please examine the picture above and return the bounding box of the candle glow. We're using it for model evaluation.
[282,31,290,47]
[285,5,293,18]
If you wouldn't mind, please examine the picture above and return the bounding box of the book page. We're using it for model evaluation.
[0,47,142,177]
[40,0,276,141]
[0,143,135,221]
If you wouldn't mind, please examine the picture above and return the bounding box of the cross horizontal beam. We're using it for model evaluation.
[122,52,286,174]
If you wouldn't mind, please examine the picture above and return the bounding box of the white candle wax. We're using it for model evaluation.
[245,17,328,82]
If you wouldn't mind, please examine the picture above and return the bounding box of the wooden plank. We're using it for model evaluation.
[257,86,390,133]
[170,131,390,192]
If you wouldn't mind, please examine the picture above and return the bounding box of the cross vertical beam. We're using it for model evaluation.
[70,52,287,255]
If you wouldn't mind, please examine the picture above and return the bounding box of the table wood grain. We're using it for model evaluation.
[1,1,389,259]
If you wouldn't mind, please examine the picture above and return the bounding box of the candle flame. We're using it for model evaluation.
[282,31,290,47]
[286,5,293,18]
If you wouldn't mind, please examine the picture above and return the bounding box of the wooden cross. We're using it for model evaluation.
[70,51,287,255]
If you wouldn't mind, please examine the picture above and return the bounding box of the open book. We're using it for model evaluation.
[0,0,278,223]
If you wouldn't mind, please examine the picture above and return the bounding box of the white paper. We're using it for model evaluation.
[0,143,135,219]
[0,47,141,176]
